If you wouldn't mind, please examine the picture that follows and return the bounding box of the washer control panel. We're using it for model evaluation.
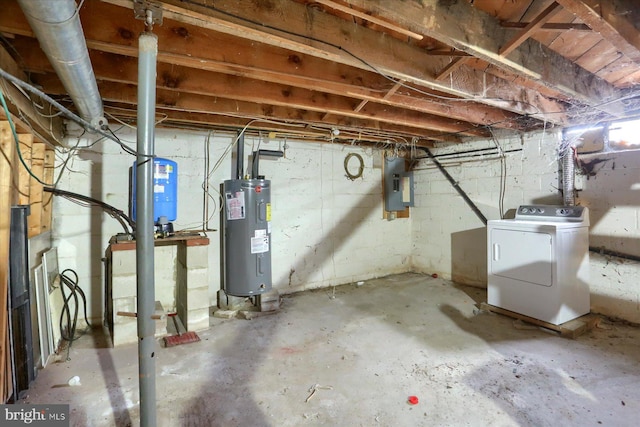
[515,205,588,223]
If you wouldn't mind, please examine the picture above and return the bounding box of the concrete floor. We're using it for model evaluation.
[21,273,640,426]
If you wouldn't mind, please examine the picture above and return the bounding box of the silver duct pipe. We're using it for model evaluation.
[18,0,106,128]
[562,143,575,206]
[136,32,158,427]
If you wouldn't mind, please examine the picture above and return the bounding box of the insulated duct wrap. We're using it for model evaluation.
[18,0,105,127]
[562,145,575,206]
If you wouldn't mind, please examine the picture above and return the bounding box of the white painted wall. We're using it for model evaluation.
[576,149,640,323]
[411,130,640,324]
[412,130,562,284]
[52,126,412,321]
[52,124,640,324]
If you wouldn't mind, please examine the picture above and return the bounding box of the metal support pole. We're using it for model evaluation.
[136,31,158,427]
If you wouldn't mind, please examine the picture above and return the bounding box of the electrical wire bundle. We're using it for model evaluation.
[57,269,91,361]
[43,187,135,235]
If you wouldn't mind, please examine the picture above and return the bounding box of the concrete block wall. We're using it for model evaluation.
[576,148,640,323]
[51,123,640,325]
[264,143,412,292]
[412,131,562,285]
[411,130,640,323]
[53,126,412,322]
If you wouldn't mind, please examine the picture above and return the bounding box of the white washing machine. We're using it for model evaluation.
[487,205,590,325]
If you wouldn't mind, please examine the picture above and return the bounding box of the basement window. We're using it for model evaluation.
[568,118,640,154]
[608,118,640,151]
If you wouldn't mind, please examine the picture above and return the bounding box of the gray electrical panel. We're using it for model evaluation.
[222,179,272,296]
[384,157,414,211]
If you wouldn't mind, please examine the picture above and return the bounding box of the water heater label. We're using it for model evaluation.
[226,191,246,220]
[154,184,165,193]
[251,236,269,254]
[266,203,271,221]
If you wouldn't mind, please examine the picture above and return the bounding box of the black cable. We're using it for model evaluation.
[58,269,91,361]
[44,187,135,234]
[344,152,364,180]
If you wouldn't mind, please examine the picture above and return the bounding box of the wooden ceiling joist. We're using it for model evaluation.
[311,0,423,41]
[498,2,563,57]
[5,24,527,132]
[438,2,563,82]
[133,108,460,145]
[555,0,640,64]
[2,0,638,145]
[38,75,467,142]
[100,0,569,123]
[338,0,630,119]
[39,68,487,137]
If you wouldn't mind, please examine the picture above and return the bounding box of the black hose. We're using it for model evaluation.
[58,269,91,361]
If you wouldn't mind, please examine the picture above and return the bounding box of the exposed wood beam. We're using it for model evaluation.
[382,80,404,100]
[9,33,527,131]
[501,22,591,32]
[149,105,464,144]
[426,49,470,57]
[339,0,629,118]
[498,2,563,57]
[438,3,563,81]
[119,108,440,146]
[16,133,32,204]
[0,121,16,402]
[353,100,368,113]
[354,79,404,113]
[41,77,466,142]
[97,0,569,123]
[435,58,469,81]
[555,0,640,63]
[93,42,523,129]
[31,55,488,137]
[312,0,423,40]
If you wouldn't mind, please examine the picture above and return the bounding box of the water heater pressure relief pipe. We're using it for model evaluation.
[251,150,284,179]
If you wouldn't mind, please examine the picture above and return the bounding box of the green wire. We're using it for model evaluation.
[0,85,51,186]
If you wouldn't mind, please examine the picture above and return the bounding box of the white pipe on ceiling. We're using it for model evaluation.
[18,0,106,129]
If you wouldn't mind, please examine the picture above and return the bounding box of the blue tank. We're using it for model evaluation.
[131,158,178,223]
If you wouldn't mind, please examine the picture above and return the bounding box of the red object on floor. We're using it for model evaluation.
[408,396,419,405]
[431,273,438,278]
